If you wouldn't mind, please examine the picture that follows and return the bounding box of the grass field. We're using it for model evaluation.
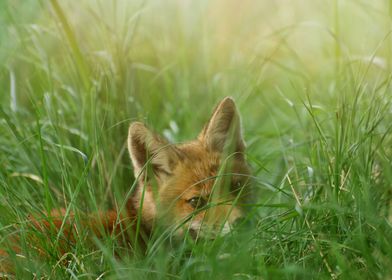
[1,0,392,279]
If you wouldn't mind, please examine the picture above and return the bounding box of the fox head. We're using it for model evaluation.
[127,97,251,238]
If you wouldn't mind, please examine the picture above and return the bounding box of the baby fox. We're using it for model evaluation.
[129,96,251,238]
[0,97,251,272]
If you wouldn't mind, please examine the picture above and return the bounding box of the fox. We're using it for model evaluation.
[0,96,251,274]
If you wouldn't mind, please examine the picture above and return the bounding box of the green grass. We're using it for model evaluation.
[1,0,392,279]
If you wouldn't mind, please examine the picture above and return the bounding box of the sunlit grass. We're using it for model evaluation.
[1,0,392,279]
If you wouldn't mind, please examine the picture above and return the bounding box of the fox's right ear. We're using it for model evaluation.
[128,122,180,181]
[199,97,245,154]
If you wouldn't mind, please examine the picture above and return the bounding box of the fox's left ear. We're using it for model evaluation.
[128,122,180,181]
[199,97,245,154]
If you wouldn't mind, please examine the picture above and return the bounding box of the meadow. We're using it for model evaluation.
[0,0,391,279]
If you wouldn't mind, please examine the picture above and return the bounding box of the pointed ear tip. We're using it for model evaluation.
[222,96,235,102]
[221,96,235,104]
[219,96,237,110]
[128,122,147,135]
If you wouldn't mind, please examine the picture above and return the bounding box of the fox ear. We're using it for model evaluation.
[128,122,180,180]
[199,97,245,154]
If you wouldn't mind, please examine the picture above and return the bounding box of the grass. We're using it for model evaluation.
[0,0,392,279]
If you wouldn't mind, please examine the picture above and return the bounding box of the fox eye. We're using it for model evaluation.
[187,197,207,209]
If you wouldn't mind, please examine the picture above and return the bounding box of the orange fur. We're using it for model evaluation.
[0,97,251,273]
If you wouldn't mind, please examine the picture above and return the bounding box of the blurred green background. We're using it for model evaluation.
[0,0,391,279]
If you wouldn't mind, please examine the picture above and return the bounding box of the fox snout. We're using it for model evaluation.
[185,204,244,239]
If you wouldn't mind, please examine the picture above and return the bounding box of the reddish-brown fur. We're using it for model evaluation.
[0,97,251,274]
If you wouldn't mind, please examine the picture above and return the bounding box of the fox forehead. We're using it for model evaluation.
[159,141,249,200]
[171,142,220,194]
[178,142,220,177]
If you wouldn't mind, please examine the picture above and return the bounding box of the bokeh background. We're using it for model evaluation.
[0,1,391,279]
